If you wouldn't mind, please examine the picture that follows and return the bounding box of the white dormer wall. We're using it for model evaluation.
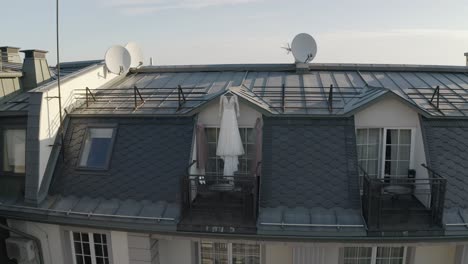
[197,98,261,127]
[354,97,430,204]
[26,64,121,202]
[189,99,262,175]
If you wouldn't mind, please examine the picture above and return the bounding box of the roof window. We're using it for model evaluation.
[78,127,116,169]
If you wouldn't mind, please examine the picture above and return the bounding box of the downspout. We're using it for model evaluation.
[0,222,44,264]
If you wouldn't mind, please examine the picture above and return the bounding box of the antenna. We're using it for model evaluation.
[281,43,292,54]
[291,33,317,63]
[125,42,144,68]
[104,45,131,75]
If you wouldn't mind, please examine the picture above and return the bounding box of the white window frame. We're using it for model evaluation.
[69,230,112,264]
[356,127,416,179]
[204,126,255,176]
[343,246,407,264]
[77,126,117,170]
[198,241,261,264]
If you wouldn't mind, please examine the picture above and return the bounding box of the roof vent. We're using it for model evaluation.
[0,46,22,64]
[465,52,468,67]
[20,49,52,90]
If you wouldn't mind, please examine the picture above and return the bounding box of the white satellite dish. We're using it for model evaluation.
[125,42,144,68]
[104,45,131,75]
[291,33,317,63]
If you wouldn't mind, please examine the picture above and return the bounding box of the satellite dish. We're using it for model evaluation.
[291,33,317,63]
[125,42,144,68]
[104,45,131,74]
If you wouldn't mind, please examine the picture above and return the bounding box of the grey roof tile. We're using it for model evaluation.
[50,117,194,204]
[260,117,360,209]
[421,118,468,209]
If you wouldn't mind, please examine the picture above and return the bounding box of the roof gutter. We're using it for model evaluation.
[260,222,364,228]
[0,203,175,222]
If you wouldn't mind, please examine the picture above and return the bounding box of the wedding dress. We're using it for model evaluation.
[216,94,244,176]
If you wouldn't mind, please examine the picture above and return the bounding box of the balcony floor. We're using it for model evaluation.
[178,192,257,234]
[369,194,444,236]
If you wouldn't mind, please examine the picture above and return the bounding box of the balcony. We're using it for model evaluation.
[361,164,446,236]
[179,171,260,234]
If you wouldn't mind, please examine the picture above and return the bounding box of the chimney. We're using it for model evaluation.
[0,46,22,64]
[20,49,51,90]
[465,52,468,67]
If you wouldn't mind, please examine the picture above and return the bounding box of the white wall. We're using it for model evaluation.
[413,245,456,264]
[33,64,120,190]
[158,239,193,264]
[111,231,130,264]
[197,98,262,128]
[7,220,65,264]
[265,244,293,264]
[127,232,155,264]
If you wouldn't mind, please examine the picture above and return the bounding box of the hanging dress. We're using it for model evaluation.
[216,94,244,176]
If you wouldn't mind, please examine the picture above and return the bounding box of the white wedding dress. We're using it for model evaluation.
[216,94,244,176]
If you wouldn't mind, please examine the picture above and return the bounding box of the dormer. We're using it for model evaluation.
[351,89,446,235]
[179,90,263,234]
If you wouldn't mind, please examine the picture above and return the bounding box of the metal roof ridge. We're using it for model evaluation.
[133,63,468,73]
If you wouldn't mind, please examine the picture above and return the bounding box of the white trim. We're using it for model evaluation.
[69,231,112,264]
[343,246,407,264]
[198,241,261,264]
[69,231,77,264]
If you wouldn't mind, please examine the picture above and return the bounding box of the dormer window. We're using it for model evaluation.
[79,127,116,169]
[205,127,255,175]
[357,128,413,185]
[2,129,26,174]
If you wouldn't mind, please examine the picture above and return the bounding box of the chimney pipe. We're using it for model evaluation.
[0,46,22,64]
[20,49,52,90]
[465,52,468,67]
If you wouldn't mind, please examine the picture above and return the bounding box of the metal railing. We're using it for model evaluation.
[181,162,260,221]
[361,164,446,231]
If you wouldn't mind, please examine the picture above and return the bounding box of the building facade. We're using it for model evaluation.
[1,53,468,264]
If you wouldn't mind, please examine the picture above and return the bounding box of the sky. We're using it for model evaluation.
[2,0,468,66]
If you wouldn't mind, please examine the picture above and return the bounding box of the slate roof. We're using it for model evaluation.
[71,64,468,117]
[39,116,195,228]
[257,117,364,236]
[421,118,468,209]
[50,117,194,202]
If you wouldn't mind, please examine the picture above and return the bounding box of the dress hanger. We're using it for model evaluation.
[224,90,234,98]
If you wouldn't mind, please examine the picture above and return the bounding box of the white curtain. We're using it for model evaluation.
[4,129,26,173]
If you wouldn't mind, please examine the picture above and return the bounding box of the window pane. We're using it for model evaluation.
[343,247,372,264]
[204,128,252,175]
[3,129,26,173]
[79,128,114,168]
[398,146,411,161]
[206,128,217,143]
[399,130,411,144]
[385,145,398,161]
[356,129,367,144]
[201,242,228,264]
[368,129,381,144]
[376,247,404,264]
[93,233,101,243]
[386,130,398,144]
[232,243,260,264]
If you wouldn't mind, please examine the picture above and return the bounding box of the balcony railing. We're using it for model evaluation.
[361,164,446,234]
[179,162,260,233]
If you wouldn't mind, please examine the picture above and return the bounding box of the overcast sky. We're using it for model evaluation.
[2,0,468,66]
